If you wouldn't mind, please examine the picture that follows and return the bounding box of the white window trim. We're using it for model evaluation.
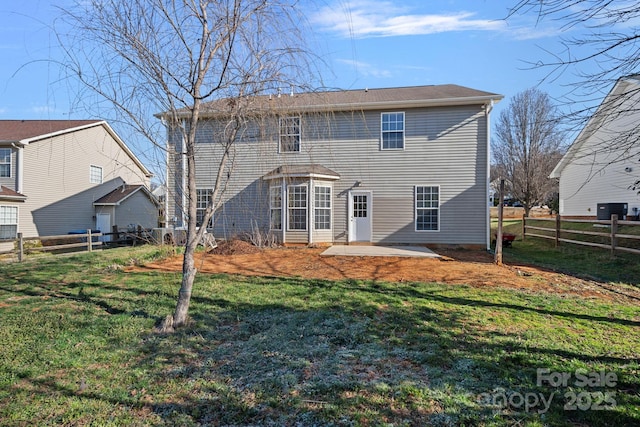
[269,185,282,231]
[0,148,11,178]
[279,115,301,153]
[313,184,332,231]
[195,188,214,229]
[380,111,405,150]
[287,183,308,231]
[90,165,103,184]
[415,185,440,232]
[0,205,18,240]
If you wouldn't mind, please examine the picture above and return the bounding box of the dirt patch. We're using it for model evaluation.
[134,243,640,304]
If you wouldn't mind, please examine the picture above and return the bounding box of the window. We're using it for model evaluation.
[416,186,439,231]
[270,186,282,230]
[0,148,11,178]
[381,112,405,149]
[279,116,300,152]
[287,185,307,230]
[90,165,103,184]
[196,189,213,228]
[314,186,331,230]
[0,205,18,240]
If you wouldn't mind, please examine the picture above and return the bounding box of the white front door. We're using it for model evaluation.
[349,191,372,242]
[96,213,111,242]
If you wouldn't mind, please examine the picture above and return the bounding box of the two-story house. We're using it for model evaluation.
[164,84,503,248]
[551,75,640,219]
[0,120,156,248]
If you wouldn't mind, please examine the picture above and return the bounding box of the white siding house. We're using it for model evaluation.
[163,84,503,248]
[550,75,640,219]
[0,120,154,248]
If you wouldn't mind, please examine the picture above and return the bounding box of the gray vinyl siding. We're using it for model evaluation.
[112,191,159,230]
[170,104,489,245]
[20,125,150,237]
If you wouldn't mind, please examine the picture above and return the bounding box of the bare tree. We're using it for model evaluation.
[59,0,321,330]
[493,88,565,215]
[507,1,640,182]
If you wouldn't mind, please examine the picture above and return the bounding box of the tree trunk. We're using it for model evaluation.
[173,241,198,327]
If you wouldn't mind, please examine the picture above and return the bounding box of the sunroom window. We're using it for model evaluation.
[270,186,282,230]
[314,186,331,230]
[287,184,307,230]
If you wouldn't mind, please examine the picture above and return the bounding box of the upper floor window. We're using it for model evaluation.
[415,186,439,231]
[279,116,300,153]
[269,186,282,230]
[90,165,103,184]
[0,205,17,240]
[196,189,213,228]
[0,148,11,178]
[381,112,405,150]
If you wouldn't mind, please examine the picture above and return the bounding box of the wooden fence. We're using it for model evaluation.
[523,214,640,256]
[0,228,156,262]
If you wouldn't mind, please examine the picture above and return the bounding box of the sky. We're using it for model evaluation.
[0,0,615,180]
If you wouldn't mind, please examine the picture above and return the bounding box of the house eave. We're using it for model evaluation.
[158,94,504,120]
[0,195,27,202]
[262,172,340,181]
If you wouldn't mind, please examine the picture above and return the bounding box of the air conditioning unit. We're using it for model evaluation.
[151,227,187,245]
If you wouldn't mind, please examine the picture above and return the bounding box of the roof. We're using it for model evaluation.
[262,164,340,181]
[161,84,503,119]
[0,185,26,201]
[550,74,640,178]
[93,184,158,206]
[0,120,152,178]
[0,120,102,143]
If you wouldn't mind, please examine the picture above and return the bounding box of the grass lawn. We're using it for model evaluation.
[494,218,640,285]
[1,245,639,426]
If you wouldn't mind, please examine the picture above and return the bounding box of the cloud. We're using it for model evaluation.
[312,0,506,38]
[337,58,392,78]
[30,105,56,115]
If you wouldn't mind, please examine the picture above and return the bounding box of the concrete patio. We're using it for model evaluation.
[321,245,441,258]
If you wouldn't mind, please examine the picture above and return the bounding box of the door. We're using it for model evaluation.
[96,213,111,242]
[348,191,372,242]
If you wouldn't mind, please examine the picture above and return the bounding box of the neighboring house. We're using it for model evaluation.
[163,84,503,248]
[0,120,155,248]
[550,75,640,219]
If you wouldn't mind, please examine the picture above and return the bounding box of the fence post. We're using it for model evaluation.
[555,215,561,248]
[87,229,93,252]
[18,232,23,262]
[610,214,618,256]
[522,214,526,241]
[495,179,504,266]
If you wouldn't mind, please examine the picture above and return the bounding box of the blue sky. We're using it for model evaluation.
[0,0,609,177]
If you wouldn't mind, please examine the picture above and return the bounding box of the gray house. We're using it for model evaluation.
[164,84,503,248]
[0,120,155,247]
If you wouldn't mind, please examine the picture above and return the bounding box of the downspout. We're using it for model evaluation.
[164,139,169,228]
[281,178,286,244]
[485,101,494,251]
[308,177,314,245]
[181,121,187,227]
[11,143,23,194]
